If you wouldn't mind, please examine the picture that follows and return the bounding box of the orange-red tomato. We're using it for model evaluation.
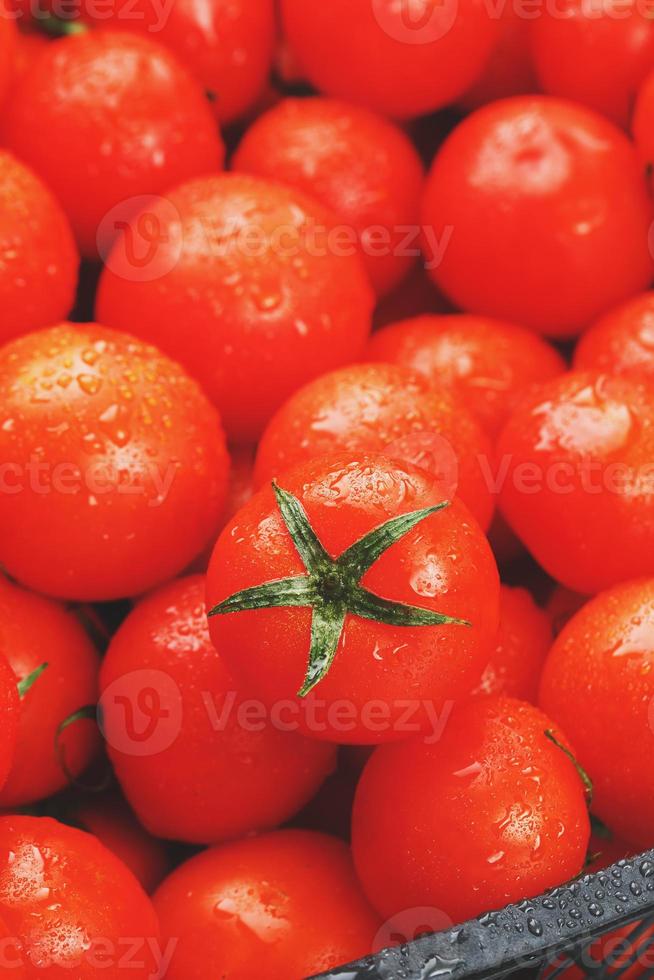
[574,292,654,381]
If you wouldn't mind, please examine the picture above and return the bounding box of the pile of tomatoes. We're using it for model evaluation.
[2,0,654,977]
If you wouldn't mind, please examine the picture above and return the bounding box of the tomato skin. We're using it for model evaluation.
[539,579,654,850]
[233,97,425,296]
[498,371,654,595]
[0,816,160,979]
[574,292,654,381]
[99,575,336,843]
[530,0,654,128]
[207,453,500,744]
[352,696,590,924]
[153,830,381,980]
[0,654,18,794]
[0,323,229,601]
[96,173,374,443]
[254,362,494,530]
[366,314,566,439]
[0,12,16,104]
[2,32,224,258]
[423,97,654,337]
[0,151,78,346]
[633,69,654,168]
[280,0,498,120]
[460,8,537,110]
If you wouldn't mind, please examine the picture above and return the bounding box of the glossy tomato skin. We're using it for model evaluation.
[207,454,500,744]
[423,97,654,337]
[530,0,654,128]
[281,0,499,119]
[473,585,552,702]
[352,696,590,924]
[574,292,654,380]
[100,575,336,843]
[0,323,229,601]
[539,579,654,849]
[0,816,160,978]
[2,32,224,257]
[96,173,374,443]
[498,371,654,594]
[233,97,425,296]
[0,654,18,793]
[0,576,100,807]
[366,314,566,438]
[153,830,381,980]
[0,151,78,346]
[254,362,494,530]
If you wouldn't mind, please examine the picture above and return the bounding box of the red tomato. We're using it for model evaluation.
[69,793,169,894]
[352,696,591,924]
[460,7,537,110]
[207,453,499,744]
[153,830,381,980]
[9,31,49,85]
[0,654,18,793]
[530,0,654,128]
[0,151,78,346]
[366,314,566,438]
[0,575,100,807]
[633,68,654,169]
[0,323,229,601]
[574,292,654,381]
[254,362,494,530]
[233,97,425,296]
[497,371,654,594]
[2,32,224,257]
[99,575,336,843]
[539,578,654,850]
[280,0,499,119]
[0,11,16,103]
[0,815,161,978]
[96,173,374,443]
[422,97,654,337]
[473,585,552,702]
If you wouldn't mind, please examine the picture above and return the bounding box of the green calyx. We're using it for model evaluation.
[17,663,48,699]
[208,482,471,698]
[545,729,594,806]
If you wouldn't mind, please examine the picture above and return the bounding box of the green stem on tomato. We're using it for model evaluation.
[17,662,48,699]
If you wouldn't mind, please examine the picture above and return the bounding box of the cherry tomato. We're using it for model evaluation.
[99,575,336,843]
[539,578,654,850]
[530,0,654,128]
[2,31,224,258]
[0,815,160,978]
[574,292,654,381]
[0,574,100,807]
[207,453,499,744]
[0,151,78,346]
[0,323,229,601]
[0,654,18,794]
[96,173,374,443]
[473,585,552,702]
[153,830,381,980]
[460,7,537,110]
[422,97,654,337]
[255,362,494,530]
[366,314,566,438]
[280,0,499,119]
[233,97,425,296]
[352,696,590,924]
[497,371,654,594]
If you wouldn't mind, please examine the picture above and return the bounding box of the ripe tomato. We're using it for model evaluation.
[2,32,224,257]
[352,696,591,924]
[460,7,537,110]
[0,815,161,978]
[153,830,381,980]
[9,31,49,85]
[233,97,425,296]
[0,574,100,807]
[207,453,499,744]
[530,0,654,128]
[497,371,654,594]
[0,151,78,346]
[280,0,499,119]
[366,314,566,438]
[0,653,18,793]
[0,323,229,601]
[0,11,16,104]
[473,585,552,702]
[422,97,654,337]
[574,292,654,381]
[99,575,336,843]
[539,578,654,849]
[96,173,374,443]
